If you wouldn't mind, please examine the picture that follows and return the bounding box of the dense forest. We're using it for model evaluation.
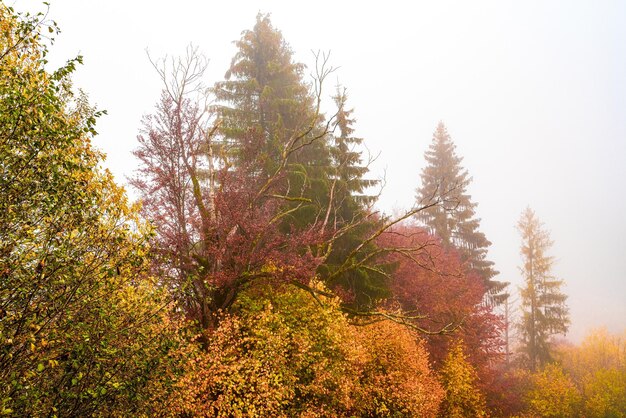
[1,4,625,417]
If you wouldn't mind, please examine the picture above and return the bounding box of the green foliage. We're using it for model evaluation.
[330,86,378,208]
[214,12,325,176]
[0,5,182,415]
[439,339,488,417]
[215,13,334,236]
[321,88,389,309]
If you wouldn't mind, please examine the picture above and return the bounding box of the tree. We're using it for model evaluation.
[132,46,327,332]
[318,87,388,309]
[0,5,182,415]
[354,319,444,417]
[415,122,506,303]
[556,328,626,417]
[213,14,341,275]
[132,47,216,328]
[329,86,378,209]
[214,12,332,186]
[517,207,569,371]
[166,282,363,417]
[165,282,444,417]
[377,222,502,363]
[524,363,581,417]
[439,339,488,417]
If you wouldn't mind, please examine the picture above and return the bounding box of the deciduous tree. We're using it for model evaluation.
[0,5,182,415]
[167,282,362,417]
[524,363,581,417]
[557,328,626,417]
[132,44,331,332]
[377,222,502,367]
[439,339,488,417]
[355,319,444,417]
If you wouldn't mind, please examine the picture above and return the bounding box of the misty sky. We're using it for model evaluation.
[19,0,626,342]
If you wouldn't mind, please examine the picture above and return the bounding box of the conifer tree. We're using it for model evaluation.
[517,207,569,371]
[214,14,338,245]
[320,87,388,307]
[214,13,330,179]
[330,86,378,209]
[213,15,390,309]
[415,122,506,303]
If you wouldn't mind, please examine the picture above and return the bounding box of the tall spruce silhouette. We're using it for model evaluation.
[416,122,507,304]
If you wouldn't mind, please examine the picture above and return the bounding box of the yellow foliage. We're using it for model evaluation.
[440,339,488,417]
[0,4,185,415]
[555,328,626,417]
[525,363,581,417]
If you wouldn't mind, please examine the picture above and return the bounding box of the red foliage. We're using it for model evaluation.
[376,222,504,399]
[131,92,329,330]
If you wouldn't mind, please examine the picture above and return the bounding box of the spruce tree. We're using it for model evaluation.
[517,207,569,371]
[330,86,378,210]
[214,13,329,179]
[415,122,506,303]
[213,15,390,309]
[214,14,334,242]
[320,87,388,308]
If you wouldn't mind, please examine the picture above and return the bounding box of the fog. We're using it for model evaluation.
[22,0,626,342]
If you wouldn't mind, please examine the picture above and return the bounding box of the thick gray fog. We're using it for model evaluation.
[21,0,626,342]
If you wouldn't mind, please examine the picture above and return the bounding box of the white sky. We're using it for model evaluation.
[16,0,626,342]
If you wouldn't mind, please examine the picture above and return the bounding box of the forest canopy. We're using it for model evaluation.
[1,3,624,417]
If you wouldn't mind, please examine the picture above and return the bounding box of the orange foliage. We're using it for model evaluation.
[159,283,444,417]
[354,320,444,417]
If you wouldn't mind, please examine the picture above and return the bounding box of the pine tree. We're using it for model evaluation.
[517,207,569,371]
[415,121,507,303]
